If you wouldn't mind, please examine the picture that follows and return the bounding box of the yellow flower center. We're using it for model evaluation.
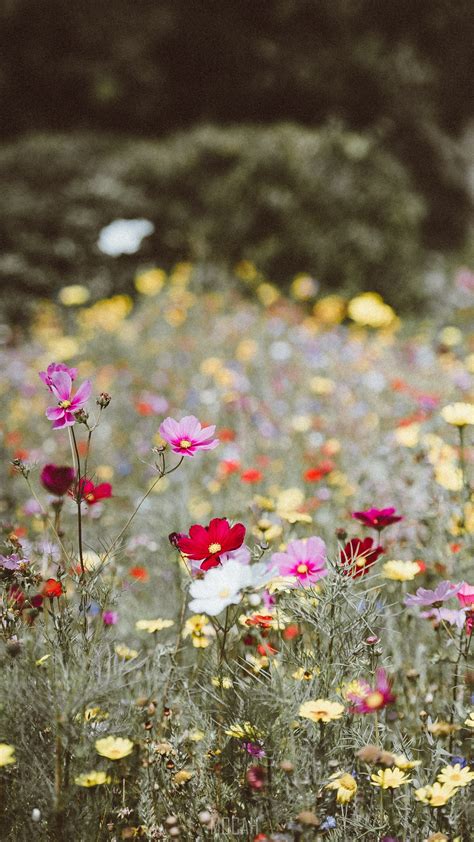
[208,542,222,554]
[86,493,95,502]
[355,557,366,567]
[365,691,384,709]
[58,400,72,409]
[218,588,230,598]
[296,563,308,574]
[179,439,192,448]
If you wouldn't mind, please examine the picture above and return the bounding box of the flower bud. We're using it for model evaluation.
[74,408,89,425]
[198,810,212,824]
[31,809,41,822]
[97,392,111,409]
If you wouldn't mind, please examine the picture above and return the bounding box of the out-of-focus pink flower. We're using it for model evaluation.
[44,371,91,429]
[246,764,266,790]
[347,669,396,714]
[0,553,29,571]
[39,363,78,390]
[421,607,467,629]
[102,610,118,626]
[339,537,384,578]
[352,507,402,531]
[271,537,327,586]
[40,464,75,496]
[456,582,474,608]
[159,415,219,457]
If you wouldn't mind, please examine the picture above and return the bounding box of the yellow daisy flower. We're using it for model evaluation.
[370,767,411,789]
[441,402,474,427]
[382,560,421,581]
[95,737,134,761]
[414,782,457,807]
[437,764,474,788]
[299,699,344,724]
[393,754,421,770]
[326,771,358,803]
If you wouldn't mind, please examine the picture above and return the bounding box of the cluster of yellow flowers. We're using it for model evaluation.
[415,764,474,807]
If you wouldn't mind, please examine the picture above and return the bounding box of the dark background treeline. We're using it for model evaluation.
[1,0,473,317]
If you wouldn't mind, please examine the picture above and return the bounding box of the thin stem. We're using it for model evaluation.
[102,456,184,563]
[70,427,85,577]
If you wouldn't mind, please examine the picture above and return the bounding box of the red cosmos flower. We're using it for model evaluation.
[352,507,402,531]
[40,464,75,496]
[75,479,112,505]
[339,537,384,578]
[42,578,63,598]
[175,517,246,570]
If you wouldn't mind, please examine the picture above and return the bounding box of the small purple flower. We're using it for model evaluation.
[404,581,461,608]
[0,553,28,571]
[321,817,336,830]
[102,610,118,626]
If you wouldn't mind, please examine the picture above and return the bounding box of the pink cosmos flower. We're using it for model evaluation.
[44,371,91,429]
[456,582,474,608]
[352,507,402,531]
[159,415,219,456]
[347,668,395,714]
[39,363,78,391]
[404,581,461,608]
[270,537,327,586]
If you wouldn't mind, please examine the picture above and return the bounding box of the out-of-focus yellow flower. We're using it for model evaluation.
[135,618,174,633]
[114,644,139,661]
[0,744,15,766]
[382,560,421,581]
[393,754,421,770]
[211,676,233,689]
[46,336,79,359]
[236,339,258,362]
[348,292,397,329]
[187,498,212,520]
[437,763,474,788]
[326,771,357,803]
[439,326,462,347]
[313,294,346,325]
[441,402,474,427]
[134,268,166,296]
[78,295,133,332]
[75,770,111,787]
[292,667,314,681]
[299,699,344,723]
[435,462,463,491]
[291,414,312,433]
[84,707,109,722]
[394,423,420,448]
[234,260,260,282]
[256,282,280,307]
[35,654,51,667]
[310,376,335,395]
[464,711,474,728]
[58,284,90,306]
[95,736,134,760]
[414,782,457,806]
[82,551,102,572]
[370,767,410,789]
[428,721,459,737]
[290,274,318,301]
[169,261,192,287]
[200,356,223,376]
[173,769,193,785]
[465,353,474,373]
[183,615,215,648]
[225,722,262,739]
[188,730,205,742]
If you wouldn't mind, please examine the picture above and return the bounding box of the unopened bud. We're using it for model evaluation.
[97,392,111,409]
[31,808,41,822]
[74,408,89,425]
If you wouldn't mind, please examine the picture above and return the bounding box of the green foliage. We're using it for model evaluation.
[0,124,425,318]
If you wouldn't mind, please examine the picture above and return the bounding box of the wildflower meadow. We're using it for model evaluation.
[0,267,473,842]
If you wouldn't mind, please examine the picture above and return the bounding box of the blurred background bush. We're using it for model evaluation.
[1,0,473,318]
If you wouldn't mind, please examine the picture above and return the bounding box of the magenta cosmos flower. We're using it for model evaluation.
[39,362,78,391]
[159,415,219,457]
[352,507,402,531]
[347,668,395,714]
[270,537,327,586]
[43,370,91,429]
[456,582,474,608]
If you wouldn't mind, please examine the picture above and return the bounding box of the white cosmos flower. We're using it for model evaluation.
[188,560,273,616]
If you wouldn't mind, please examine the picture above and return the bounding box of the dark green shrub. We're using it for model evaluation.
[0,124,426,319]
